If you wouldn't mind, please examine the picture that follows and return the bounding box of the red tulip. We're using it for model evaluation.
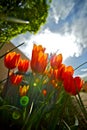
[18,59,30,73]
[31,44,48,73]
[62,65,74,80]
[10,73,23,86]
[4,52,20,69]
[63,75,83,95]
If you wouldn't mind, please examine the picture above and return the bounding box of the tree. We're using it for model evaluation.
[0,0,52,43]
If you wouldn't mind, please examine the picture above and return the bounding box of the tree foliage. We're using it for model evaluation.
[0,0,51,43]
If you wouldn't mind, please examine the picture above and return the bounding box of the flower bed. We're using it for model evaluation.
[0,43,87,130]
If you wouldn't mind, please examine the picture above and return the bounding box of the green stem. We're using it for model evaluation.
[6,69,10,90]
[62,120,71,130]
[21,102,34,130]
[75,93,87,120]
[2,69,10,98]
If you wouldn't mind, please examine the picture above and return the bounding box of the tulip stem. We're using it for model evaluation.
[21,102,34,130]
[2,69,10,98]
[75,93,87,120]
[0,78,7,84]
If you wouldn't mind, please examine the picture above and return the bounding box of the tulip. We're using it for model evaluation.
[31,44,48,73]
[32,43,45,53]
[4,52,20,69]
[50,64,65,80]
[50,54,63,69]
[62,65,74,80]
[10,73,23,86]
[19,85,29,96]
[18,59,30,73]
[63,75,83,95]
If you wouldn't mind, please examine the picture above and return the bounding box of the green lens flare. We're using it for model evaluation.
[20,96,29,107]
[12,111,21,120]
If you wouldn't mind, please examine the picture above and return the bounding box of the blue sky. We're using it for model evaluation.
[12,0,87,78]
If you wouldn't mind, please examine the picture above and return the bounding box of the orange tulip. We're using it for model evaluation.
[31,44,48,73]
[32,43,45,53]
[4,52,20,69]
[19,85,29,96]
[10,73,23,86]
[50,54,63,69]
[49,64,65,80]
[18,59,30,73]
[63,75,83,95]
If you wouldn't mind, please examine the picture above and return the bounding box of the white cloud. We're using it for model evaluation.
[71,17,87,48]
[49,0,75,23]
[48,0,87,56]
[81,68,87,72]
[78,73,87,78]
[11,31,31,44]
[14,29,81,61]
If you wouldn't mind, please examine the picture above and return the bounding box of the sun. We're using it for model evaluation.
[13,29,79,62]
[25,29,78,61]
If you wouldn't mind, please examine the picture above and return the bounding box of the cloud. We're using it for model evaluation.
[51,0,75,22]
[41,0,75,32]
[71,18,87,48]
[81,68,87,72]
[14,28,82,61]
[12,0,87,61]
[11,31,31,46]
[46,0,87,56]
[78,72,87,78]
[68,1,87,57]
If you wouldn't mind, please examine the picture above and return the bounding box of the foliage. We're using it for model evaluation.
[0,43,87,130]
[0,0,51,43]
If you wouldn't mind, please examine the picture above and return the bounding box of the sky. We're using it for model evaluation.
[12,0,87,79]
